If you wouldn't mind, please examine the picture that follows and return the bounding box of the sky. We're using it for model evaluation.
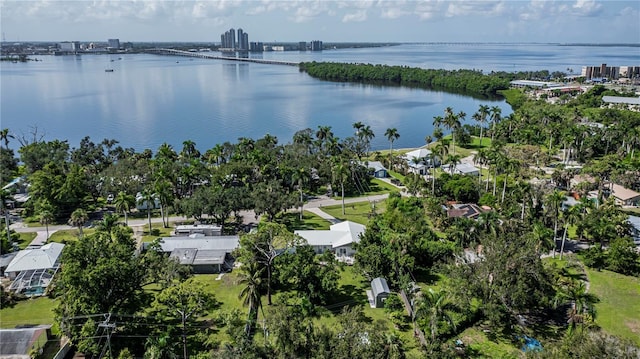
[1,0,639,44]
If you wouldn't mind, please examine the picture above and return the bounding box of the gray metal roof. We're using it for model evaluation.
[170,248,226,265]
[156,236,239,253]
[371,277,390,297]
[602,95,640,105]
[4,243,64,273]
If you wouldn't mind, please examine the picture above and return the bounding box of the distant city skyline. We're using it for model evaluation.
[1,0,639,44]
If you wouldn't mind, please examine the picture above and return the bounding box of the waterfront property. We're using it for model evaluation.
[364,161,388,178]
[404,148,438,175]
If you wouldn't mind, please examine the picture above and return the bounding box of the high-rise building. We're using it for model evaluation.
[310,40,323,51]
[250,42,264,52]
[298,41,307,51]
[107,38,120,49]
[237,29,245,50]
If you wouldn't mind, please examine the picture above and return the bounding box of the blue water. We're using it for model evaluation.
[1,43,637,152]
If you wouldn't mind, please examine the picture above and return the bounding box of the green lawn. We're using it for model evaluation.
[16,232,37,249]
[276,211,331,231]
[48,228,96,243]
[322,200,387,225]
[0,297,57,329]
[587,268,640,345]
[458,327,520,358]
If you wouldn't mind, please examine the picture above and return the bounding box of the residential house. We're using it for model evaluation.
[174,224,222,236]
[607,183,640,206]
[4,243,64,296]
[364,161,388,178]
[0,325,51,358]
[368,277,391,308]
[448,163,480,176]
[446,203,488,220]
[295,221,365,259]
[403,148,438,175]
[146,235,240,273]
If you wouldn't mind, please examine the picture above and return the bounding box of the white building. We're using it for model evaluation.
[5,243,65,296]
[295,221,365,259]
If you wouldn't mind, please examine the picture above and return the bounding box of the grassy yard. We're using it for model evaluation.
[276,211,331,232]
[16,232,37,249]
[0,296,57,329]
[322,200,387,225]
[48,228,96,243]
[587,268,640,345]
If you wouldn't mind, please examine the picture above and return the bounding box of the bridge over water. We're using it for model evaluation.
[145,48,300,67]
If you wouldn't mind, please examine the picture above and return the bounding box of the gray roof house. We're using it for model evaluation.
[146,235,240,273]
[0,325,51,358]
[295,221,365,262]
[174,224,223,236]
[367,277,391,308]
[364,161,388,178]
[4,243,65,296]
[442,163,480,176]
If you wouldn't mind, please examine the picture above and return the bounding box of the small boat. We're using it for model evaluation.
[105,69,114,72]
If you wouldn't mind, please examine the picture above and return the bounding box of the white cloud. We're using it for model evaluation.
[343,9,368,22]
[413,0,442,20]
[572,0,602,16]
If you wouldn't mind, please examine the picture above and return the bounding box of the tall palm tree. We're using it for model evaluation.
[385,128,400,169]
[238,263,264,336]
[154,179,173,228]
[546,189,566,258]
[180,140,200,161]
[559,205,581,260]
[68,208,88,238]
[96,212,121,235]
[415,289,457,342]
[292,167,310,220]
[39,208,54,242]
[443,108,461,155]
[489,106,502,142]
[138,188,156,234]
[531,221,554,254]
[476,104,490,146]
[432,141,449,193]
[114,191,135,226]
[332,161,350,215]
[360,125,375,158]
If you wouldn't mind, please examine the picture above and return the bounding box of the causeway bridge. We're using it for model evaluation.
[145,48,300,67]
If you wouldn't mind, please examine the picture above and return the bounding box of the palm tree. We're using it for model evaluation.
[238,263,264,336]
[415,289,457,342]
[489,106,502,142]
[96,212,121,235]
[385,128,400,169]
[531,220,554,254]
[443,108,461,155]
[114,191,135,226]
[38,208,54,242]
[446,154,461,175]
[475,104,490,146]
[554,280,598,334]
[180,140,200,161]
[332,161,350,215]
[559,205,581,260]
[0,128,14,152]
[432,141,449,193]
[546,189,566,258]
[68,208,88,238]
[360,125,375,157]
[138,188,156,234]
[154,179,173,228]
[292,167,310,220]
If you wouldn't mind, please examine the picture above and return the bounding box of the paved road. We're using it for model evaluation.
[8,194,389,237]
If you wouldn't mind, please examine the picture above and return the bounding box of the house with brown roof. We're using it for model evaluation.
[607,183,640,206]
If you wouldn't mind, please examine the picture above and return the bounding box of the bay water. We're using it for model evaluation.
[1,43,637,152]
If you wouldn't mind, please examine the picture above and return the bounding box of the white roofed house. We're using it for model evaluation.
[295,221,366,262]
[403,148,438,175]
[4,243,65,296]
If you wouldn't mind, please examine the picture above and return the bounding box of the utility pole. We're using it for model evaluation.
[98,313,116,359]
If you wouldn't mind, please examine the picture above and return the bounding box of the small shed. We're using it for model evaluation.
[371,277,390,308]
